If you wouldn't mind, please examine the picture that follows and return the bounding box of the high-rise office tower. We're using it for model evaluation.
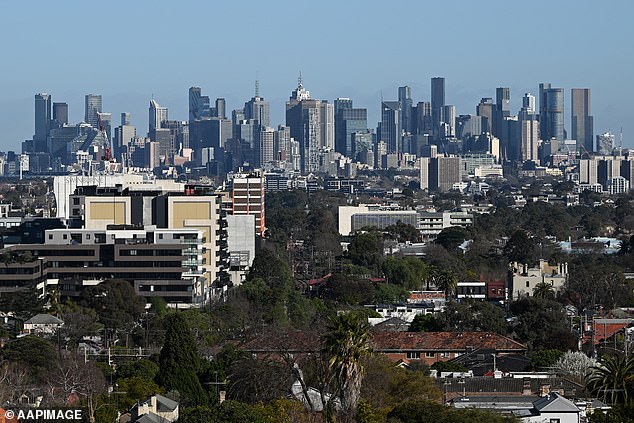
[52,102,68,126]
[320,102,335,150]
[85,94,102,128]
[571,88,593,153]
[285,77,323,173]
[149,99,168,132]
[441,105,456,138]
[245,91,270,129]
[257,126,275,166]
[189,86,211,121]
[431,77,445,136]
[522,93,536,115]
[380,101,401,154]
[398,85,413,135]
[34,93,51,152]
[476,98,495,133]
[520,119,540,162]
[334,99,367,158]
[114,112,136,159]
[413,101,432,135]
[540,87,564,146]
[215,98,226,119]
[494,87,510,139]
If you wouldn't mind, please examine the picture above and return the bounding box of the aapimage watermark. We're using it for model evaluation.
[3,408,84,421]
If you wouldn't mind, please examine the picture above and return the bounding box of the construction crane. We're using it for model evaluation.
[97,113,113,161]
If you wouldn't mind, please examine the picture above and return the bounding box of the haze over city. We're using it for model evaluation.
[1,0,632,149]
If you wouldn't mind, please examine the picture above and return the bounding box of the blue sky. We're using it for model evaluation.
[1,0,632,150]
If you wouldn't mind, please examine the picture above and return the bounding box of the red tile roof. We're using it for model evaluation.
[241,330,526,354]
[372,332,526,352]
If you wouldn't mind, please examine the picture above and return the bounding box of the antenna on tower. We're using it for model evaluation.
[619,127,623,156]
[255,79,260,97]
[298,71,303,88]
[380,89,384,103]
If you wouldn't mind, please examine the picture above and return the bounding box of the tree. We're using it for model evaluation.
[408,314,440,332]
[432,268,458,298]
[348,231,384,274]
[59,309,102,347]
[1,335,58,382]
[387,399,517,422]
[529,349,564,370]
[80,279,146,330]
[0,285,46,321]
[509,297,575,351]
[503,230,537,265]
[385,221,420,243]
[117,376,163,410]
[322,312,372,418]
[436,226,470,252]
[435,300,507,334]
[532,281,556,299]
[157,313,207,406]
[552,351,597,380]
[586,355,634,405]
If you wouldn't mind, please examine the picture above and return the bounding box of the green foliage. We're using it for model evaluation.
[361,355,441,414]
[157,313,207,406]
[382,257,429,290]
[1,335,57,382]
[385,221,420,243]
[529,349,565,370]
[408,314,440,332]
[435,300,507,334]
[586,355,634,405]
[117,376,163,410]
[322,274,376,306]
[60,309,102,346]
[588,402,634,423]
[0,286,46,320]
[116,359,159,381]
[436,226,470,252]
[322,312,373,415]
[374,283,410,304]
[503,230,537,265]
[80,279,146,330]
[387,399,518,422]
[348,231,384,273]
[565,257,634,310]
[150,296,168,316]
[510,297,576,351]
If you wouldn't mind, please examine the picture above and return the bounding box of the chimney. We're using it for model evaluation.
[522,378,532,395]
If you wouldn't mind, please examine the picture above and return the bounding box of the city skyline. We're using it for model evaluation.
[0,0,632,149]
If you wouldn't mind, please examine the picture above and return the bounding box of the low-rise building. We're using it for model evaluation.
[509,260,568,300]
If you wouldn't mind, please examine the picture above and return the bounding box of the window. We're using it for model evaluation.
[425,352,435,358]
[549,419,560,423]
[48,234,53,240]
[526,281,530,288]
[159,234,163,240]
[441,352,450,358]
[406,352,420,360]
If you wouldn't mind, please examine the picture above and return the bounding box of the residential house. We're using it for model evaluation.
[509,260,568,300]
[514,392,582,423]
[129,394,179,423]
[22,314,63,336]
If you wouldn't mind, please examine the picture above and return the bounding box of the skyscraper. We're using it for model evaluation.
[149,99,168,132]
[215,98,226,119]
[571,88,593,153]
[398,85,413,135]
[189,86,211,121]
[380,101,401,154]
[334,99,367,158]
[285,77,323,173]
[85,94,102,128]
[476,98,495,133]
[34,93,51,152]
[245,93,271,129]
[431,77,445,136]
[52,102,68,126]
[539,84,564,147]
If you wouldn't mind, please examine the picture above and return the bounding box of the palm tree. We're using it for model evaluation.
[586,355,634,405]
[433,269,458,299]
[321,312,372,419]
[532,281,556,299]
